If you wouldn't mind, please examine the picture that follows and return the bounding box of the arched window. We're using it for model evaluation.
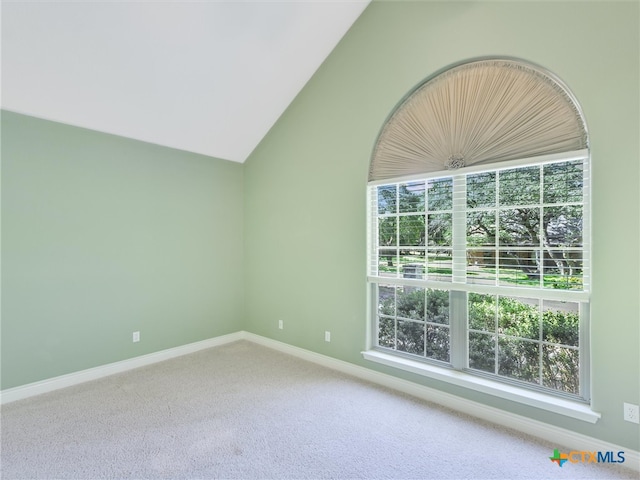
[365,58,591,406]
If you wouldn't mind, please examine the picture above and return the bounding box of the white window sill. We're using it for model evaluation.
[362,350,600,424]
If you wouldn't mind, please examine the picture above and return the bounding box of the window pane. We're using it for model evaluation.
[427,178,453,211]
[467,210,496,247]
[542,300,579,347]
[467,172,496,208]
[468,293,496,332]
[378,217,397,246]
[542,345,579,394]
[400,250,425,280]
[426,325,450,362]
[397,287,425,321]
[399,215,425,246]
[543,206,583,247]
[397,320,424,355]
[467,249,496,285]
[498,249,540,287]
[427,249,452,281]
[378,249,398,277]
[498,296,539,340]
[544,161,583,204]
[469,331,495,373]
[377,185,397,214]
[427,213,452,246]
[543,251,583,289]
[498,337,540,385]
[399,182,425,213]
[378,285,396,317]
[499,166,540,206]
[378,316,395,349]
[426,289,449,325]
[499,208,540,247]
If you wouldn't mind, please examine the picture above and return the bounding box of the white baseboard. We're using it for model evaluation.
[2,330,637,472]
[241,331,640,473]
[0,331,244,404]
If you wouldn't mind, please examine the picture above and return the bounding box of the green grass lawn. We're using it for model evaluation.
[379,259,582,290]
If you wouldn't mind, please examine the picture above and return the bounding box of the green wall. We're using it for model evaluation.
[1,111,244,389]
[243,1,640,450]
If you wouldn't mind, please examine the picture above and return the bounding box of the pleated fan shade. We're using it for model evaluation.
[369,59,588,182]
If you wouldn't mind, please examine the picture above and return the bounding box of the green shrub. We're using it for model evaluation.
[379,289,579,393]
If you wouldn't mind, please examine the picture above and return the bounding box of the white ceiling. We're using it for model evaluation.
[1,0,370,163]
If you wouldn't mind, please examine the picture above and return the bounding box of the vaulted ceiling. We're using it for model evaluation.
[1,1,370,162]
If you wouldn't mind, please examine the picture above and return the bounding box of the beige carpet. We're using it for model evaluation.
[1,340,635,479]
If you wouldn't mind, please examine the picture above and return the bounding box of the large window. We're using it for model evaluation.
[366,58,590,405]
[368,156,589,400]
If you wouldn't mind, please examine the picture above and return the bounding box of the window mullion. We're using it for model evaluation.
[450,290,467,370]
[450,175,467,370]
[452,174,467,284]
[495,171,500,287]
[582,156,591,290]
[368,187,378,277]
[538,164,544,289]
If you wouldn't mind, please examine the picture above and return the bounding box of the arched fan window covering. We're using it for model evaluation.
[369,58,589,182]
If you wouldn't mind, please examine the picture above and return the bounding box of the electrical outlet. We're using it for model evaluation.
[132,331,140,343]
[324,331,331,342]
[278,320,283,330]
[623,403,639,424]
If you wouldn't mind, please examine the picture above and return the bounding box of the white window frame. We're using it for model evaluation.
[363,150,598,423]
